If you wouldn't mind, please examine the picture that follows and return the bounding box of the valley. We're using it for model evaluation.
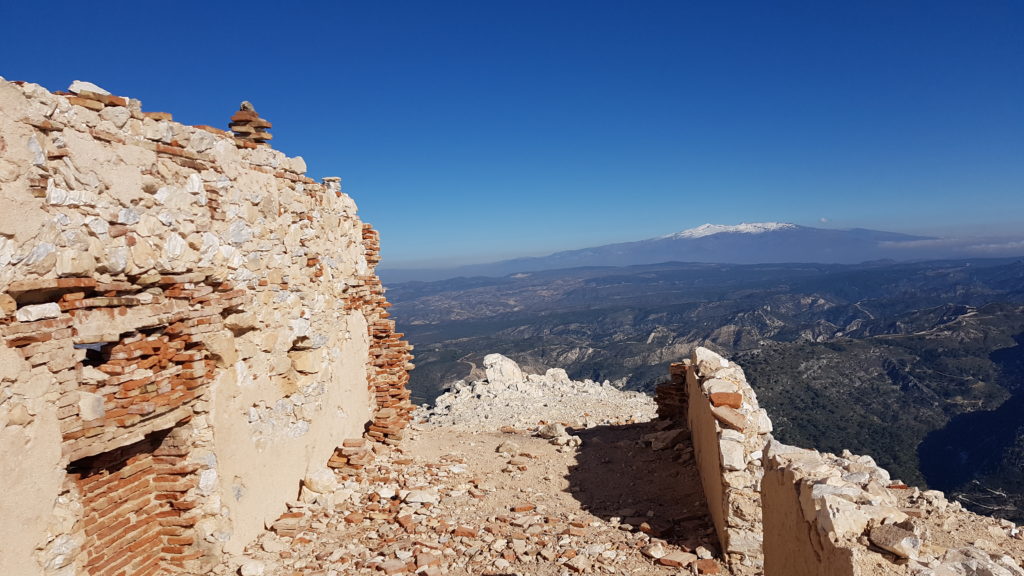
[387,257,1024,521]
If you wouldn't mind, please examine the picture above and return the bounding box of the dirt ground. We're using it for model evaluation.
[224,419,725,576]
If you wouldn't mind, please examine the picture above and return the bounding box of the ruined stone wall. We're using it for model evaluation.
[664,347,772,575]
[0,78,412,575]
[660,348,1024,576]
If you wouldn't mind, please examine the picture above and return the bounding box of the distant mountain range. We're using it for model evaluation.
[386,257,1024,522]
[380,223,1024,282]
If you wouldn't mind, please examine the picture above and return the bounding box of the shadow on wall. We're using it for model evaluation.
[564,420,719,551]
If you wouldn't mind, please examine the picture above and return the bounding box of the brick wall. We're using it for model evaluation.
[66,428,201,576]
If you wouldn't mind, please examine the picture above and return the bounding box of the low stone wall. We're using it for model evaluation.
[0,78,412,575]
[660,347,1024,576]
[667,347,773,574]
[763,442,1024,576]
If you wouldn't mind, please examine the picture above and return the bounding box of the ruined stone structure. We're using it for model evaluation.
[659,350,772,575]
[660,348,1024,576]
[0,78,413,575]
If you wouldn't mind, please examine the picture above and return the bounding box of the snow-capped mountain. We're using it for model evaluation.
[380,223,1021,282]
[665,222,797,239]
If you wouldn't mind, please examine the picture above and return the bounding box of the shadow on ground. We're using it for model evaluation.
[565,419,718,550]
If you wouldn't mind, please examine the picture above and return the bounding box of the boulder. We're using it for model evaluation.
[483,353,524,386]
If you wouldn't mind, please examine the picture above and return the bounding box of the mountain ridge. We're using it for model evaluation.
[381,222,1024,283]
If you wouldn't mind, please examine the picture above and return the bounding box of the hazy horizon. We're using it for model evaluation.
[379,221,1024,270]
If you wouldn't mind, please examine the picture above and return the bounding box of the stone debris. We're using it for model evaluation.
[213,424,724,576]
[416,353,656,431]
[212,354,723,575]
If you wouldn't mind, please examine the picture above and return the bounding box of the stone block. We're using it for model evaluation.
[711,405,747,431]
[709,392,742,409]
[78,392,106,421]
[15,303,62,322]
[720,438,746,471]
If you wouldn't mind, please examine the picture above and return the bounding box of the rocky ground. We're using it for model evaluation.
[218,354,724,576]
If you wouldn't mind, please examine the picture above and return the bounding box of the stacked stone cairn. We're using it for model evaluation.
[229,101,272,147]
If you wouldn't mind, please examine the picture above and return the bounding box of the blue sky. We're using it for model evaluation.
[2,1,1022,267]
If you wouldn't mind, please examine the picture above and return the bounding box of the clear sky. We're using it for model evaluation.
[2,1,1022,268]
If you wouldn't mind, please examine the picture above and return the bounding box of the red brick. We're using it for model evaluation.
[709,392,743,409]
[695,558,720,574]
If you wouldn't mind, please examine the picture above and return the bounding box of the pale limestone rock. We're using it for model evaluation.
[483,353,524,386]
[247,147,281,168]
[85,217,109,236]
[143,120,173,143]
[99,106,130,128]
[642,541,668,559]
[869,524,920,559]
[27,135,45,166]
[77,393,105,421]
[55,249,96,277]
[188,130,217,153]
[238,560,265,576]
[117,206,140,225]
[564,555,591,572]
[692,346,729,375]
[16,302,61,322]
[80,366,108,385]
[753,409,773,434]
[702,378,739,395]
[202,332,238,367]
[260,537,288,554]
[860,504,908,526]
[403,489,439,504]
[661,550,698,567]
[46,186,98,207]
[68,80,110,95]
[720,438,746,471]
[130,237,158,271]
[711,405,747,431]
[303,468,337,494]
[544,367,572,384]
[163,234,187,260]
[137,214,165,237]
[0,237,15,267]
[817,494,870,538]
[101,246,128,274]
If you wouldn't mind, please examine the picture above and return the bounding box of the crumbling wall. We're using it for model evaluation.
[762,442,1024,576]
[679,347,772,575]
[0,78,412,574]
[660,348,1024,576]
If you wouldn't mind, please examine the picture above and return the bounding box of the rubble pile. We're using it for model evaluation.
[416,353,657,431]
